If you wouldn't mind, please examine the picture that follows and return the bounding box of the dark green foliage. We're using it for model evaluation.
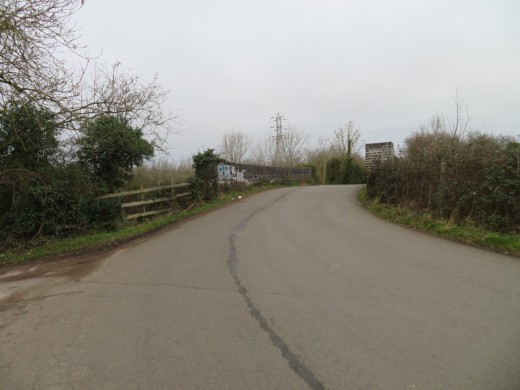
[368,130,520,233]
[86,197,124,230]
[78,115,154,193]
[189,149,221,202]
[326,157,365,184]
[0,106,141,244]
[0,163,123,241]
[0,100,59,169]
[0,101,61,240]
[326,157,344,184]
[302,163,318,184]
[41,164,123,233]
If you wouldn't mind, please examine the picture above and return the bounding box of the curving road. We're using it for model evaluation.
[1,185,519,389]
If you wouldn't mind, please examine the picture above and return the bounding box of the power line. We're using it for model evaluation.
[271,113,286,148]
[271,113,286,161]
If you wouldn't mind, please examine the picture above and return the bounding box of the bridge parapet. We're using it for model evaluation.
[365,142,395,174]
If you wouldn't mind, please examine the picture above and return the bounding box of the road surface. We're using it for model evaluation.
[1,185,519,389]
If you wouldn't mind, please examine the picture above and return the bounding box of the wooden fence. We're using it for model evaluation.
[98,183,191,220]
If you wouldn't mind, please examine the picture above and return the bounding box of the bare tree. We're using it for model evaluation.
[77,62,174,149]
[0,1,174,148]
[219,130,251,163]
[247,127,307,167]
[332,121,362,160]
[247,135,275,166]
[447,90,470,139]
[0,0,85,109]
[280,126,307,167]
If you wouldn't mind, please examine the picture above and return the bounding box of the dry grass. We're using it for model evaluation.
[127,158,194,189]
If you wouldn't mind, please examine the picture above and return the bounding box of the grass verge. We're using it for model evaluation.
[0,184,284,266]
[358,187,520,257]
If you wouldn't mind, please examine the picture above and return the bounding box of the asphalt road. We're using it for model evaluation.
[1,185,519,389]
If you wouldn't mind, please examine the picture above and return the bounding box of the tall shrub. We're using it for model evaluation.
[368,128,519,233]
[189,149,221,202]
[77,115,154,193]
[0,104,127,243]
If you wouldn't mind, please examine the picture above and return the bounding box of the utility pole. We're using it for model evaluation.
[271,113,285,165]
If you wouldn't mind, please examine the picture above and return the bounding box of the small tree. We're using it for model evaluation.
[332,121,361,159]
[280,126,307,168]
[189,149,221,202]
[327,121,365,184]
[77,115,154,192]
[77,62,174,148]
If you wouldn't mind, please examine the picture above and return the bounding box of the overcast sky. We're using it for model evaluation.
[73,0,520,160]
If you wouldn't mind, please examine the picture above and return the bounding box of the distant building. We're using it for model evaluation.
[365,142,395,174]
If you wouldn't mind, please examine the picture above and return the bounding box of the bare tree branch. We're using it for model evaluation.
[0,0,86,110]
[332,120,361,159]
[446,89,470,139]
[219,130,251,163]
[75,62,175,149]
[280,126,307,168]
[0,1,174,149]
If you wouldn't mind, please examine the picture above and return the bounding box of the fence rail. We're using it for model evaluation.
[98,183,191,220]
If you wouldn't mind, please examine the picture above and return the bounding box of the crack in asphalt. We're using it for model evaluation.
[79,280,233,293]
[227,190,325,390]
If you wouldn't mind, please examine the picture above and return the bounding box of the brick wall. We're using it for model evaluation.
[365,142,394,174]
